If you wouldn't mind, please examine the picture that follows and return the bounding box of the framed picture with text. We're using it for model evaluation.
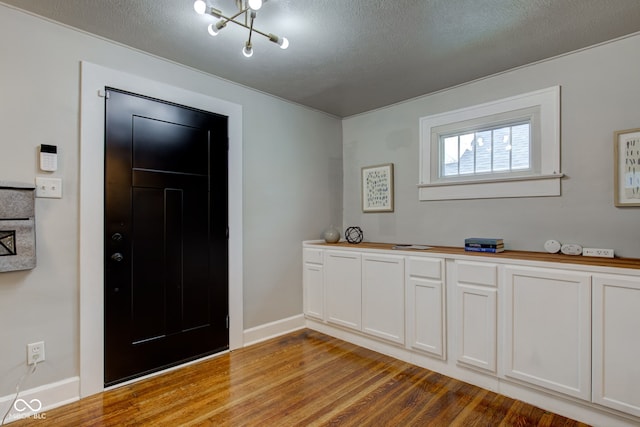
[614,127,640,207]
[362,163,394,213]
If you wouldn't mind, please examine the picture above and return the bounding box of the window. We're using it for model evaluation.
[441,121,531,177]
[419,86,562,201]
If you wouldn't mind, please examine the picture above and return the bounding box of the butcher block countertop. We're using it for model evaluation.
[307,241,640,271]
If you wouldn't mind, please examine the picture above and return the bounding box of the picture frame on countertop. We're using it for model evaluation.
[362,163,394,213]
[614,127,640,207]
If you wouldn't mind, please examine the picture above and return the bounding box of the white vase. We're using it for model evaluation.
[323,226,340,243]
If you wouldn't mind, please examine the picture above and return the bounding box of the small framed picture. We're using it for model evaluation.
[614,128,640,207]
[362,163,394,213]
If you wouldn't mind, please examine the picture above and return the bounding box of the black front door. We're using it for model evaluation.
[104,88,229,386]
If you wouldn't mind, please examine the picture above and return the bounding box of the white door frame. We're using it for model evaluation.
[79,61,243,397]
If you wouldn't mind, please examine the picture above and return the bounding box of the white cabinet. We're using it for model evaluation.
[454,260,498,373]
[362,254,405,344]
[592,275,640,416]
[406,257,446,359]
[303,241,640,423]
[303,248,324,320]
[504,266,591,400]
[324,250,362,330]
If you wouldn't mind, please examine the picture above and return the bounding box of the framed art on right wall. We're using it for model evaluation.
[614,127,640,206]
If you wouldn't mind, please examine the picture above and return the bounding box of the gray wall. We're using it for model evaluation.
[343,33,640,258]
[0,4,342,395]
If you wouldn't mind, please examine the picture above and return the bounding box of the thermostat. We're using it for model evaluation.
[39,144,58,172]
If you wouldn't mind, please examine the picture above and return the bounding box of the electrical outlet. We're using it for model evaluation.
[27,341,45,365]
[582,248,615,258]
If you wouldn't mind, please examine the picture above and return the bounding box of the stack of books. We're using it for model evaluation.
[464,237,504,253]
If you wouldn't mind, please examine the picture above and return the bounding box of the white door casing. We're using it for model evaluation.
[80,61,243,397]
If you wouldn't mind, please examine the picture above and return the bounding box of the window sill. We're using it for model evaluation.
[417,173,563,201]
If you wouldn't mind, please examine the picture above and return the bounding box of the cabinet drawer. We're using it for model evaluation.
[456,260,497,287]
[304,248,324,264]
[408,257,442,280]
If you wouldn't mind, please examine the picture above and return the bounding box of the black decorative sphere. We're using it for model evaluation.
[345,226,363,244]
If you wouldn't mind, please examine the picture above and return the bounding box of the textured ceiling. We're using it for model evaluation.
[3,0,640,117]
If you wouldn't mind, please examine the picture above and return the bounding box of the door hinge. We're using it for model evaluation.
[226,315,229,329]
[98,89,110,99]
[226,226,229,239]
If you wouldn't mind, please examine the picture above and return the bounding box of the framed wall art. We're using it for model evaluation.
[614,127,640,207]
[362,163,394,212]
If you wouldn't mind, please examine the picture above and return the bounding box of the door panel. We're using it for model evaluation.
[131,187,166,342]
[105,88,228,386]
[132,115,209,174]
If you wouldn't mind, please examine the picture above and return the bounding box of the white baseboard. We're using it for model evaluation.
[243,314,305,346]
[0,376,79,424]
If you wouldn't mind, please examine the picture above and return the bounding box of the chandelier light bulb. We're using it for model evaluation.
[248,0,263,10]
[208,20,226,36]
[193,0,207,15]
[242,43,254,58]
[269,33,289,49]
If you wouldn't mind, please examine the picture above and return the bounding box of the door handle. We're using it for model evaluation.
[110,252,124,262]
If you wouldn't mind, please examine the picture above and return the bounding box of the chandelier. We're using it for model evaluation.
[193,0,289,58]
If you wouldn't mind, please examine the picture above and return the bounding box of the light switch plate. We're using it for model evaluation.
[35,177,62,198]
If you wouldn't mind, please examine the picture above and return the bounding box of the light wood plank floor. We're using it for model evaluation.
[10,329,589,426]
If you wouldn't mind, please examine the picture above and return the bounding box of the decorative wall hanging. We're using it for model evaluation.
[361,163,394,213]
[0,182,36,272]
[614,127,640,206]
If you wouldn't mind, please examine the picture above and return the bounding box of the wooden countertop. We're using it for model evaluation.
[307,241,640,270]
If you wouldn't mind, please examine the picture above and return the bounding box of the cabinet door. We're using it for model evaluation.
[593,275,640,416]
[303,248,324,320]
[325,250,362,330]
[456,283,497,372]
[362,254,405,344]
[455,261,498,373]
[303,263,324,320]
[406,257,445,359]
[407,277,445,358]
[504,266,591,400]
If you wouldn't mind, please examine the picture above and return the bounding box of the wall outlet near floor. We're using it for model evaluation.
[27,341,45,365]
[582,248,614,258]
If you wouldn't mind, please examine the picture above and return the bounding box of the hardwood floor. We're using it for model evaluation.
[11,329,589,426]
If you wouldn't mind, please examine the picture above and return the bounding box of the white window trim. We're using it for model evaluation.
[418,86,562,201]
